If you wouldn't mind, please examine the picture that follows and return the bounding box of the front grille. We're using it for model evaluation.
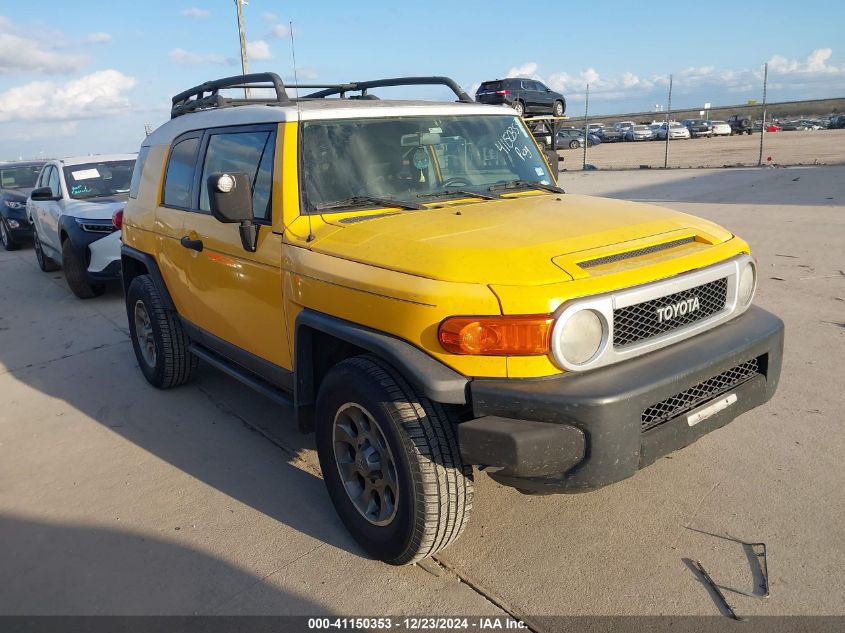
[614,277,728,347]
[641,358,760,432]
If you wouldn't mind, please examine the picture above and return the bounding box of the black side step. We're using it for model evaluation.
[189,343,294,409]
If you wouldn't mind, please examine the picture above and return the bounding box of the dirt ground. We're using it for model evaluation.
[558,128,845,171]
[0,166,843,629]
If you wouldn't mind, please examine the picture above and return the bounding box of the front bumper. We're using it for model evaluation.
[2,209,32,238]
[458,306,783,493]
[62,218,122,283]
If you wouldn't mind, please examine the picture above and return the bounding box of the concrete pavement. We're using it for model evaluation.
[1,166,843,625]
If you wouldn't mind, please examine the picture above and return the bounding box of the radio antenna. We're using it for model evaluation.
[289,21,314,243]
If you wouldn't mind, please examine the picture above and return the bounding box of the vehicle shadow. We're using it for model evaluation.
[564,165,843,207]
[0,513,333,615]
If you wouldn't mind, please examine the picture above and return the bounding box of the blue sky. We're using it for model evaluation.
[2,0,844,159]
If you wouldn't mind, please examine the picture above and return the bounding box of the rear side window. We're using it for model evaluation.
[199,130,276,221]
[129,146,151,199]
[163,137,200,208]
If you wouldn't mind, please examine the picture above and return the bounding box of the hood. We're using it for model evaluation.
[313,194,733,285]
[62,197,126,220]
[5,188,34,200]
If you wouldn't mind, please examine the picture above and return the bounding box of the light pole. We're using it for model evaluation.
[235,0,250,98]
[758,62,768,167]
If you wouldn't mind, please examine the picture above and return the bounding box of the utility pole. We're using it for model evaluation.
[664,74,673,169]
[758,62,768,167]
[235,0,250,98]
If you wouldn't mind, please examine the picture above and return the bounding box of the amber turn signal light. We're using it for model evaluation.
[438,315,554,355]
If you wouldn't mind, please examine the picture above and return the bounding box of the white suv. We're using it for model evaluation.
[27,154,136,298]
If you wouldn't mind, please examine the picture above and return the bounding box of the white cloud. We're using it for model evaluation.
[506,62,539,78]
[263,12,279,23]
[168,48,232,65]
[247,40,272,61]
[85,32,112,44]
[267,23,292,39]
[180,7,210,18]
[769,48,838,74]
[0,17,86,74]
[0,70,137,123]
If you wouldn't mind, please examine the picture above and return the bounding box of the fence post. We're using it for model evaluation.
[582,83,589,170]
[664,74,673,169]
[758,62,768,167]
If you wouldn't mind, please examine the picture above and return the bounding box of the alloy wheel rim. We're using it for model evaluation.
[133,300,156,368]
[332,403,399,526]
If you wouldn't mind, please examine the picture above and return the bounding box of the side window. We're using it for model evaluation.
[163,137,200,208]
[47,167,61,197]
[199,130,275,221]
[129,146,151,199]
[38,166,52,189]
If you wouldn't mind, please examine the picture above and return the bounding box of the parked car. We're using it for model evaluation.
[557,127,589,149]
[598,127,624,142]
[122,72,782,565]
[614,121,635,135]
[681,119,712,138]
[475,78,566,117]
[624,125,654,141]
[727,114,754,135]
[1,160,45,251]
[708,120,732,136]
[654,122,691,140]
[829,115,845,129]
[779,120,810,131]
[26,154,136,298]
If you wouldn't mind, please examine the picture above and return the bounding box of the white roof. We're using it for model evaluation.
[55,154,138,167]
[144,100,514,147]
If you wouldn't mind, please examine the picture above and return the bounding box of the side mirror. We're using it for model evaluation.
[207,173,258,252]
[31,186,59,201]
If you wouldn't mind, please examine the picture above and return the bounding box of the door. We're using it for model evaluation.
[178,125,291,372]
[536,81,554,110]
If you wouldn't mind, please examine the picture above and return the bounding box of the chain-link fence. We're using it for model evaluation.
[545,80,845,172]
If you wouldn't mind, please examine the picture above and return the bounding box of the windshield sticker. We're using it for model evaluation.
[495,120,532,162]
[71,169,100,181]
[71,184,95,196]
[535,167,545,177]
[428,127,443,134]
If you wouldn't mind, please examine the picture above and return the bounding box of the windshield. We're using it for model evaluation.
[633,125,649,131]
[62,160,135,200]
[1,165,42,190]
[301,115,554,213]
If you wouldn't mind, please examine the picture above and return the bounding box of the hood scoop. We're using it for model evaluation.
[578,236,696,269]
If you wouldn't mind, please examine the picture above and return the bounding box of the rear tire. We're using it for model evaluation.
[33,227,59,272]
[126,275,198,389]
[62,239,105,299]
[1,218,20,251]
[315,354,473,565]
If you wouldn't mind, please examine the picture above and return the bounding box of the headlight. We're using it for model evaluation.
[4,200,24,209]
[738,260,756,306]
[7,219,20,229]
[552,309,607,367]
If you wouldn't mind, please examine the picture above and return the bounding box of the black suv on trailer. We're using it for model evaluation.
[475,78,566,117]
[1,161,45,251]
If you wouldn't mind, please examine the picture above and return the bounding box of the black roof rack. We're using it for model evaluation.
[171,74,473,118]
[301,76,473,103]
[171,72,290,119]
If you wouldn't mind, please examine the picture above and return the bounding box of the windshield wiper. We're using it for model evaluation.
[417,190,499,201]
[488,179,565,194]
[313,195,425,212]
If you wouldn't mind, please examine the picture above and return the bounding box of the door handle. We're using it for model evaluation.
[180,236,204,252]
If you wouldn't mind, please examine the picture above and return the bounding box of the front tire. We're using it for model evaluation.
[1,218,20,251]
[315,355,473,565]
[512,100,525,117]
[126,275,197,389]
[33,227,59,272]
[552,99,565,117]
[62,239,105,299]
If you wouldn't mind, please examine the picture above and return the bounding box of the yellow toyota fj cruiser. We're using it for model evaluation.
[121,74,783,565]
